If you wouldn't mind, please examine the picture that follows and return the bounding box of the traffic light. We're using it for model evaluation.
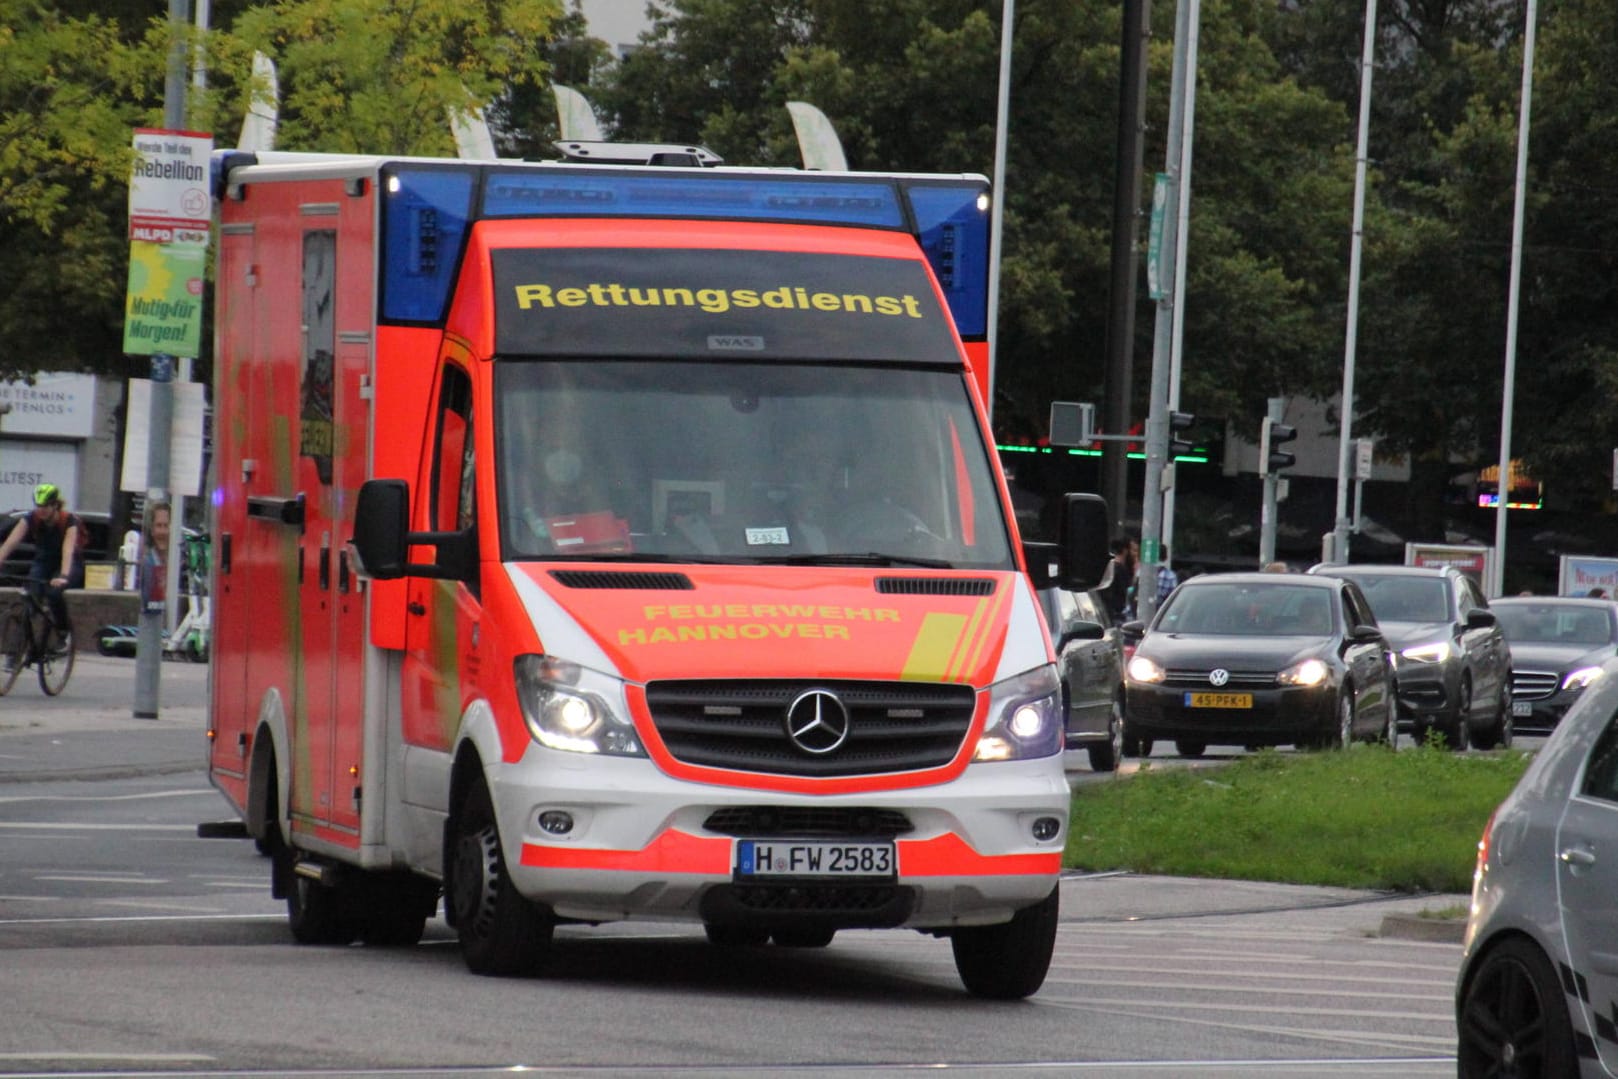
[1168,411,1196,458]
[1260,416,1298,476]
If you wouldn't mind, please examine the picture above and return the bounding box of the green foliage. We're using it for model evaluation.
[1066,745,1529,892]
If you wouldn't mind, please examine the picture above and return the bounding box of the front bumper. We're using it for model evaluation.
[1124,682,1336,746]
[488,747,1069,930]
[1507,673,1582,736]
[1389,665,1455,728]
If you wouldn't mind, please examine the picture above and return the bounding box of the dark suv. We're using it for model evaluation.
[1306,564,1512,749]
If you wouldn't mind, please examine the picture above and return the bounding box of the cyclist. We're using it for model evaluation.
[0,482,83,650]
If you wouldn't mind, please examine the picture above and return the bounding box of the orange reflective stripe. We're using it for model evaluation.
[897,833,1061,877]
[520,829,732,874]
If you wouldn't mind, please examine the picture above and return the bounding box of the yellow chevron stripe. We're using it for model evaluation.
[955,586,1010,680]
[901,612,969,681]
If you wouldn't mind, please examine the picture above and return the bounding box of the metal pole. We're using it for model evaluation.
[1137,0,1194,624]
[1491,0,1537,598]
[984,0,1015,428]
[134,0,188,720]
[1332,0,1378,565]
[1101,0,1151,534]
[1161,0,1202,555]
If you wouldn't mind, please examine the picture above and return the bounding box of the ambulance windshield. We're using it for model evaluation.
[494,361,1013,569]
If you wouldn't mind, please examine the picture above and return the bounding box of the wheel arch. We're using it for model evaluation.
[246,689,291,846]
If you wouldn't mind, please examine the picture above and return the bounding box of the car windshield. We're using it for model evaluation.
[1341,575,1450,623]
[493,360,1013,568]
[1495,604,1615,646]
[1156,582,1336,636]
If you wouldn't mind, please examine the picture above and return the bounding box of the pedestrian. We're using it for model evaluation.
[0,482,85,650]
[1262,561,1290,573]
[1156,544,1179,601]
[1586,588,1609,599]
[1098,535,1136,621]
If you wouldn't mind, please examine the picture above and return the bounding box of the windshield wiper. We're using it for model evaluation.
[761,552,956,569]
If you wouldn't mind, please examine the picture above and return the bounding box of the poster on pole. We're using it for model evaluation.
[124,128,212,358]
[120,379,206,497]
[1558,555,1618,597]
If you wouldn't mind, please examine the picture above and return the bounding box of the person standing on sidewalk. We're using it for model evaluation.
[0,483,84,649]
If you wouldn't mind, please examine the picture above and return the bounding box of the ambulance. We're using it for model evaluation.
[204,139,1109,999]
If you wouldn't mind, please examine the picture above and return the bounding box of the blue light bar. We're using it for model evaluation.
[481,171,907,228]
[904,182,990,339]
[380,167,476,323]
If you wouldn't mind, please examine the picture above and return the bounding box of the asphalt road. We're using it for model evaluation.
[0,655,1469,1077]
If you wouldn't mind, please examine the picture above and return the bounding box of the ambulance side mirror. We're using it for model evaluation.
[350,479,410,580]
[349,478,476,583]
[1019,492,1111,592]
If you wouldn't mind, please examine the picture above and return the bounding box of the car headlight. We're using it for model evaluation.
[1563,666,1603,691]
[1126,655,1166,684]
[514,655,644,757]
[974,665,1062,762]
[1400,640,1452,664]
[1278,658,1330,687]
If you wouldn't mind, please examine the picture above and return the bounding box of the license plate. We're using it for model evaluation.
[736,840,895,879]
[1513,701,1533,717]
[1184,692,1253,709]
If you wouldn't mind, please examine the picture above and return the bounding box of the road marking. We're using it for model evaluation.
[0,1053,216,1064]
[0,912,282,926]
[33,874,167,885]
[0,821,196,831]
[0,788,213,804]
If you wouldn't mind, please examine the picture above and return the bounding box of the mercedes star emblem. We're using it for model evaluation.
[784,689,851,755]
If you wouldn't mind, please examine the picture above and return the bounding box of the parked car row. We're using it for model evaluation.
[1044,559,1618,769]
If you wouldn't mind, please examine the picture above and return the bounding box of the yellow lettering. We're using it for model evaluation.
[556,287,587,307]
[709,624,737,639]
[811,292,842,312]
[842,293,873,314]
[732,289,759,308]
[515,284,553,309]
[826,625,849,639]
[726,605,747,617]
[783,605,817,617]
[762,287,793,309]
[677,626,708,641]
[740,624,768,639]
[876,609,900,622]
[627,288,661,306]
[618,628,646,645]
[697,288,729,314]
[875,297,902,316]
[668,605,692,619]
[643,605,667,619]
[845,608,872,621]
[799,624,823,638]
[662,287,695,306]
[901,295,923,318]
[649,628,678,643]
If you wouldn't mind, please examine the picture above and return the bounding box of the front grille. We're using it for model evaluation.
[1512,669,1561,701]
[703,806,915,839]
[1163,668,1277,688]
[707,883,913,917]
[875,577,996,596]
[644,679,976,777]
[550,570,693,590]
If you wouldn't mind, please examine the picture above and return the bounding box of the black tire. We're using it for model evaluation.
[358,875,438,947]
[1122,726,1154,759]
[1445,676,1473,751]
[772,926,836,948]
[1472,685,1513,751]
[1457,936,1577,1079]
[951,886,1059,1000]
[705,923,769,947]
[37,629,73,696]
[285,859,357,946]
[1174,739,1206,759]
[449,779,553,976]
[1318,689,1353,751]
[0,609,26,697]
[1086,697,1124,773]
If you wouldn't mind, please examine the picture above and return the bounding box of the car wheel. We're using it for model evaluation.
[1472,684,1513,751]
[1380,695,1398,750]
[1087,697,1124,773]
[1457,937,1577,1079]
[1122,723,1153,759]
[951,887,1058,1000]
[1445,675,1473,752]
[1174,739,1206,759]
[1330,690,1354,750]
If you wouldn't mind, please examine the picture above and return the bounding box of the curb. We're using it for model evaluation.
[1379,912,1466,943]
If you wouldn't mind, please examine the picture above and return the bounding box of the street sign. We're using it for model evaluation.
[1146,173,1169,300]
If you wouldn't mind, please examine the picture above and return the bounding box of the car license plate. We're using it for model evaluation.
[1513,701,1533,717]
[1184,692,1253,709]
[736,840,895,879]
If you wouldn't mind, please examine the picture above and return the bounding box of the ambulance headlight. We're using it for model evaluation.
[514,655,644,757]
[974,665,1063,762]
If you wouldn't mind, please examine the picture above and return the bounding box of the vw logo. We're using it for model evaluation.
[1208,668,1231,687]
[784,689,851,755]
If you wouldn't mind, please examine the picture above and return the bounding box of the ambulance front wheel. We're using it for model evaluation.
[949,885,1059,1000]
[285,860,358,946]
[450,778,554,975]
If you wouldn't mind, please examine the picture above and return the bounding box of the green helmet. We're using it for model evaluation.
[32,482,60,507]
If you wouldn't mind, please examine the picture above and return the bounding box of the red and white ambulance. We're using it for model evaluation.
[205,140,1108,998]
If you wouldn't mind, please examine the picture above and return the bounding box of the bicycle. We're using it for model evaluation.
[0,579,75,696]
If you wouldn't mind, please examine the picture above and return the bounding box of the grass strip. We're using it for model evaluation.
[1065,744,1531,893]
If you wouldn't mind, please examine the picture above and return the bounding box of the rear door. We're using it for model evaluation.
[1555,709,1618,1075]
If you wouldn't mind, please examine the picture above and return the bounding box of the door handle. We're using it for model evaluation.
[407,601,426,616]
[1559,847,1596,867]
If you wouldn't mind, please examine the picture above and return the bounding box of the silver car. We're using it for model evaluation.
[1455,654,1618,1077]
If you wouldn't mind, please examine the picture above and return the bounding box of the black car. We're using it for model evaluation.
[1307,564,1512,750]
[1122,573,1396,757]
[1038,586,1125,772]
[1490,596,1618,737]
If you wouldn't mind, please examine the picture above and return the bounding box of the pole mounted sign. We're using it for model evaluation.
[123,127,212,357]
